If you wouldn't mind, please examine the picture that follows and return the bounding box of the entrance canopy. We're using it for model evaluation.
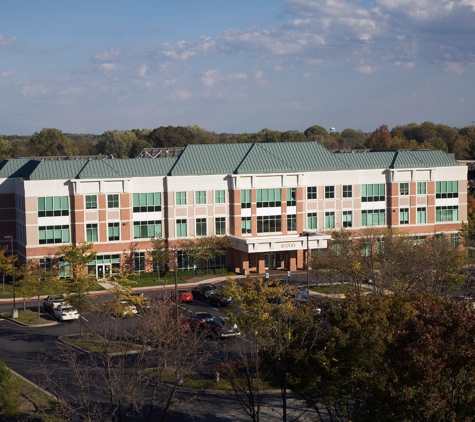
[228,233,331,254]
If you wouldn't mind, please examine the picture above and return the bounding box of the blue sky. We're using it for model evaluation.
[1,0,474,136]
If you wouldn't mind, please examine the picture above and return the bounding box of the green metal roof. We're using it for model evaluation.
[0,143,460,181]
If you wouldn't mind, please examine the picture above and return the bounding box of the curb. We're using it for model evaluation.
[0,312,59,327]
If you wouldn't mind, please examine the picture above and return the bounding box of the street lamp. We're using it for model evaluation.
[168,261,179,335]
[4,235,17,318]
[300,231,318,302]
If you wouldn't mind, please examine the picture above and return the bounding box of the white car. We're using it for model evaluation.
[53,305,80,321]
[118,301,138,317]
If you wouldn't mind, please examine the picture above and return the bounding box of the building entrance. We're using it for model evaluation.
[264,252,282,270]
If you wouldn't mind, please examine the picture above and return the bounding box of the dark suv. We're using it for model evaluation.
[192,284,217,301]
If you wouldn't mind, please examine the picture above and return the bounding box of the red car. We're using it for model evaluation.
[178,289,193,303]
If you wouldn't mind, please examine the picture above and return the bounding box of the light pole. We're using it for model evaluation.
[4,235,17,318]
[300,231,317,302]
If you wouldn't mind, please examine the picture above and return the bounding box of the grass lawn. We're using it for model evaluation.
[126,269,234,288]
[61,333,145,354]
[143,367,275,391]
[312,283,372,295]
[1,309,55,325]
[0,369,60,421]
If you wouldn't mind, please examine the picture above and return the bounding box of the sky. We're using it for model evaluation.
[0,0,474,136]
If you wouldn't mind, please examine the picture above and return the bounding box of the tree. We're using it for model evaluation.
[0,136,12,159]
[147,236,172,282]
[176,238,202,275]
[365,125,392,149]
[365,296,475,421]
[304,125,329,140]
[147,126,195,148]
[95,130,137,158]
[29,128,78,157]
[0,245,16,294]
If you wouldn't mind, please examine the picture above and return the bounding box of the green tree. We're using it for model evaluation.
[0,136,12,159]
[304,125,329,140]
[147,236,172,282]
[0,245,16,294]
[147,126,195,148]
[366,296,475,421]
[29,128,78,156]
[96,130,137,158]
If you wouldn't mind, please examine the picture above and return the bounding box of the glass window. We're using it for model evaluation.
[196,218,207,236]
[59,259,70,279]
[134,252,146,272]
[242,217,252,234]
[307,212,317,230]
[215,190,225,204]
[287,214,297,231]
[400,208,409,225]
[108,222,120,241]
[417,207,426,224]
[86,223,98,242]
[215,217,226,235]
[362,210,385,226]
[413,235,426,245]
[436,206,458,222]
[325,212,335,229]
[195,191,206,205]
[307,187,317,199]
[38,225,70,244]
[38,196,69,217]
[176,192,187,205]
[286,188,296,206]
[342,185,352,198]
[257,216,282,233]
[451,233,459,247]
[241,189,251,208]
[417,182,426,195]
[361,184,385,202]
[107,194,119,208]
[400,183,409,195]
[176,219,187,237]
[85,195,97,210]
[257,189,281,208]
[325,186,335,199]
[436,181,458,198]
[133,221,162,239]
[343,211,352,228]
[133,193,161,212]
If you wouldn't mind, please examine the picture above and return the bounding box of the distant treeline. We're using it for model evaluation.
[1,122,475,160]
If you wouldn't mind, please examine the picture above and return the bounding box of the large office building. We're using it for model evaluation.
[0,142,467,277]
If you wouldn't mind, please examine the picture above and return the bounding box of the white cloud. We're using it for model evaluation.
[0,35,17,48]
[443,61,464,74]
[93,48,121,61]
[354,65,380,74]
[137,65,147,77]
[169,89,192,101]
[0,70,14,77]
[394,61,415,69]
[202,69,222,87]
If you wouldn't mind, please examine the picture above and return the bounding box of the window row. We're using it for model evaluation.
[399,206,459,224]
[176,190,226,206]
[307,185,353,199]
[38,196,69,217]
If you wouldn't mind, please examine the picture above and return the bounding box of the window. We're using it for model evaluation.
[286,188,296,206]
[436,206,458,222]
[413,235,426,245]
[400,208,409,225]
[417,182,426,195]
[108,222,120,241]
[195,191,206,205]
[59,259,70,279]
[400,183,409,195]
[307,186,317,199]
[39,258,52,271]
[215,217,226,235]
[85,195,97,210]
[38,196,69,217]
[215,190,225,204]
[325,212,335,229]
[451,233,459,247]
[325,186,335,199]
[307,213,317,230]
[241,190,251,208]
[257,216,281,233]
[362,210,385,226]
[134,252,146,272]
[436,181,458,198]
[417,207,426,224]
[343,185,352,198]
[176,192,187,205]
[86,223,98,242]
[257,189,281,208]
[107,194,119,208]
[287,214,297,231]
[176,219,187,237]
[39,225,70,244]
[242,217,252,234]
[133,221,162,239]
[361,184,385,202]
[343,211,352,228]
[133,193,161,212]
[196,218,207,236]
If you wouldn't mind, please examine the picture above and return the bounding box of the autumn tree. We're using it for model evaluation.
[364,296,475,421]
[29,128,78,157]
[365,124,392,149]
[147,236,172,282]
[0,245,16,294]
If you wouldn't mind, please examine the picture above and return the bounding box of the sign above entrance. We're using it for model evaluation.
[227,234,331,253]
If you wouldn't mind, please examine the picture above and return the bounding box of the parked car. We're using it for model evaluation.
[53,305,80,321]
[178,289,193,303]
[43,295,65,313]
[110,300,138,317]
[208,291,233,307]
[187,312,213,330]
[191,284,217,301]
[200,317,241,339]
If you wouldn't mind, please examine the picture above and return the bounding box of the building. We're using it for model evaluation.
[0,142,467,277]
